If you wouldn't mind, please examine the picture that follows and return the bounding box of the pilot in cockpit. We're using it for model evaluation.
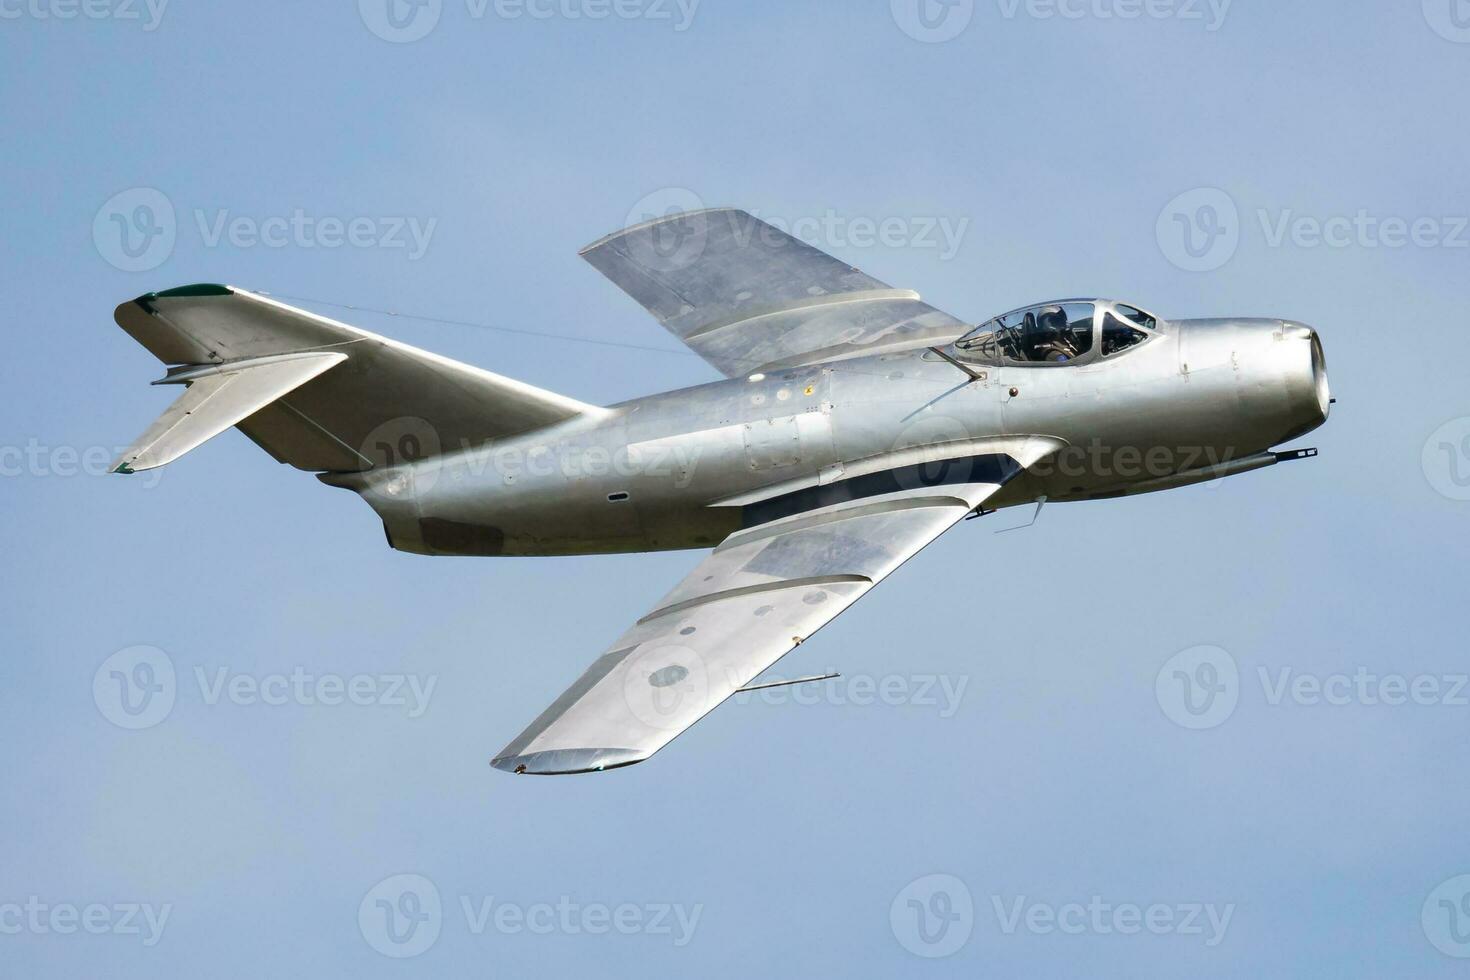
[1030,305,1080,362]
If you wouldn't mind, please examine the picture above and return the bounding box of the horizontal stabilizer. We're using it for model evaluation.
[113,285,604,472]
[113,352,347,473]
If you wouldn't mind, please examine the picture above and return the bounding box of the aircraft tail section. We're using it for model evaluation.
[112,285,603,474]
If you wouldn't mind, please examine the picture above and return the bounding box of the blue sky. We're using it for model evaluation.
[4,0,1470,975]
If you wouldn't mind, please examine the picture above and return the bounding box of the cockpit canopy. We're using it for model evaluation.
[955,299,1159,366]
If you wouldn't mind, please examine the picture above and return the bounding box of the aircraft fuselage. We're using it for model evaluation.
[331,315,1330,557]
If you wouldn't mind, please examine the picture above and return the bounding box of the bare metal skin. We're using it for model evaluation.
[337,312,1328,557]
[110,209,1330,774]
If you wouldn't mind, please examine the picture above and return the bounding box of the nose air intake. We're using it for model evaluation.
[1309,328,1332,421]
[1276,323,1331,443]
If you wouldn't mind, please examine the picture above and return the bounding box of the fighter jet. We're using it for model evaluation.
[110,208,1331,774]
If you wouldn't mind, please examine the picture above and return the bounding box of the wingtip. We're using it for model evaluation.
[130,283,235,315]
[490,746,647,776]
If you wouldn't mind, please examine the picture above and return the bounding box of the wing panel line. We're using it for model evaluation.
[636,574,872,626]
[680,289,921,342]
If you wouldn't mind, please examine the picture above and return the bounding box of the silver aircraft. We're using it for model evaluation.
[110,208,1332,775]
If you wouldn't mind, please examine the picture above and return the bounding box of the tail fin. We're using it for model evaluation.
[112,284,602,473]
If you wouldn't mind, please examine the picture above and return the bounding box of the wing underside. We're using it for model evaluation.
[579,208,970,378]
[492,454,1023,775]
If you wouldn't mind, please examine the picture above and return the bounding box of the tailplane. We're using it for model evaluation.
[112,284,602,473]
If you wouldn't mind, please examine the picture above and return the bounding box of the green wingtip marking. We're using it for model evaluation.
[114,463,135,475]
[154,283,232,298]
[134,283,233,314]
